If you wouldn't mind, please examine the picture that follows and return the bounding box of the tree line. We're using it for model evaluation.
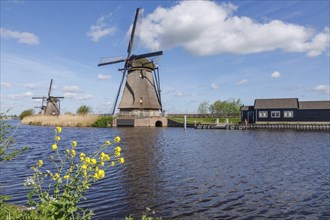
[198,98,242,115]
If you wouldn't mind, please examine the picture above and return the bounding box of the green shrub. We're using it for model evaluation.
[92,116,113,128]
[76,105,92,115]
[19,109,34,120]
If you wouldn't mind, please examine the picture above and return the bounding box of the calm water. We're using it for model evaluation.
[1,120,329,219]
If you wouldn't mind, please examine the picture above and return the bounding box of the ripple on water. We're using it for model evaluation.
[1,124,329,219]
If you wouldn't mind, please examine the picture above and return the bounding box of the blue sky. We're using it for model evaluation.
[1,0,329,115]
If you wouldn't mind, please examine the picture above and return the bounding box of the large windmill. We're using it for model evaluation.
[98,8,163,120]
[32,79,64,116]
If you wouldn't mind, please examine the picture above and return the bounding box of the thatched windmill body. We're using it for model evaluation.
[32,79,64,115]
[98,8,163,120]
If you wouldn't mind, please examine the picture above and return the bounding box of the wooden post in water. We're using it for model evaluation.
[184,115,187,130]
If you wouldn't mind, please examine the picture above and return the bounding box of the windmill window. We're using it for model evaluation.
[139,97,143,104]
[258,111,268,118]
[139,70,145,78]
[271,111,281,118]
[284,111,294,118]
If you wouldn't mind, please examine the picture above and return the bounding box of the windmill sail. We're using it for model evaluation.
[32,79,64,115]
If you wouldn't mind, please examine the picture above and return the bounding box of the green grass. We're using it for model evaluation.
[168,117,241,124]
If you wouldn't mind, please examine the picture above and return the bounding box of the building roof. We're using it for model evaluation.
[254,98,298,109]
[240,105,254,111]
[299,101,330,109]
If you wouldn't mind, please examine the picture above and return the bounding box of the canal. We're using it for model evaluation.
[1,121,329,219]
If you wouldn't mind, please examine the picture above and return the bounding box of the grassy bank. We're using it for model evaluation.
[21,114,101,127]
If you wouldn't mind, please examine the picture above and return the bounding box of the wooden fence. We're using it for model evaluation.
[167,113,240,118]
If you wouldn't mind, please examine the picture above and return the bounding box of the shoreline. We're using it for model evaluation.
[21,114,101,127]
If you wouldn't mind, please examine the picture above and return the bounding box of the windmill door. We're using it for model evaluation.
[247,112,255,123]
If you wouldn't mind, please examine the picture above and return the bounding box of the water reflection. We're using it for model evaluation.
[1,122,329,219]
[120,127,165,215]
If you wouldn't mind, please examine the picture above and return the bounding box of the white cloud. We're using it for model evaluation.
[211,83,219,90]
[76,95,94,100]
[8,91,33,99]
[63,86,80,93]
[103,101,112,106]
[176,92,184,97]
[271,71,281,79]
[0,28,39,45]
[236,79,248,85]
[24,83,37,89]
[138,1,329,57]
[313,85,330,94]
[1,82,12,88]
[87,14,116,42]
[63,92,94,100]
[97,74,112,80]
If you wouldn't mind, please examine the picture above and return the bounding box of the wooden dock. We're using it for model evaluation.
[194,123,330,130]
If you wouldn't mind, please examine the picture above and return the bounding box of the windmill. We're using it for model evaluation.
[32,79,64,115]
[33,96,47,114]
[98,8,163,118]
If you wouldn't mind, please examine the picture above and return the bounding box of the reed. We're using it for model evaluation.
[21,114,101,127]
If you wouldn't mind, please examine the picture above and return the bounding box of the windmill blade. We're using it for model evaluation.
[54,96,64,99]
[131,51,163,60]
[98,57,126,67]
[127,8,141,57]
[48,79,53,97]
[32,97,45,99]
[112,70,127,115]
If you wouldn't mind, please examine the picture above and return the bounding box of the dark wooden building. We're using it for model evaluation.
[240,98,330,123]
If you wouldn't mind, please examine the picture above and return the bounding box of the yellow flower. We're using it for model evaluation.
[50,156,54,160]
[115,146,121,152]
[55,136,60,142]
[64,175,70,179]
[81,164,87,170]
[71,149,76,157]
[94,169,105,179]
[85,157,91,164]
[71,141,77,148]
[53,173,60,180]
[110,161,115,167]
[80,153,86,161]
[114,136,121,143]
[100,162,105,167]
[118,157,125,164]
[38,160,43,167]
[55,127,62,133]
[52,144,57,151]
[115,151,121,158]
[100,152,110,161]
[91,158,97,165]
[105,140,111,146]
[66,149,70,154]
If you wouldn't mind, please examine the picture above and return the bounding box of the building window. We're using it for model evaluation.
[271,111,281,118]
[284,111,294,118]
[259,111,268,118]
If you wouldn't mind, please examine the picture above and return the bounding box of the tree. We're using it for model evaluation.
[198,101,209,114]
[19,109,34,120]
[209,98,242,115]
[76,105,92,115]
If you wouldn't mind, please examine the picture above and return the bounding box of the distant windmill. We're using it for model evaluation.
[98,8,163,117]
[33,96,47,114]
[32,79,64,115]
